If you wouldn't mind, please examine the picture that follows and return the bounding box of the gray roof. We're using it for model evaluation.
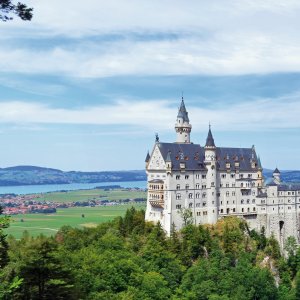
[273,167,280,174]
[278,184,300,191]
[156,142,259,171]
[166,150,172,162]
[205,126,215,148]
[177,97,190,123]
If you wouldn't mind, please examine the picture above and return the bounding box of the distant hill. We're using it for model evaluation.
[0,165,298,187]
[263,169,300,183]
[0,166,146,186]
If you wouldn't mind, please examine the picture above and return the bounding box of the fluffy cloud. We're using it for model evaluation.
[1,0,300,78]
[1,94,299,131]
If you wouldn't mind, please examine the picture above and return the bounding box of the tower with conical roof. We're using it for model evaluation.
[273,167,281,184]
[204,125,218,223]
[175,97,192,143]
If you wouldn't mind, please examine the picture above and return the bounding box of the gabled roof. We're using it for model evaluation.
[177,97,189,123]
[156,142,259,172]
[273,167,280,174]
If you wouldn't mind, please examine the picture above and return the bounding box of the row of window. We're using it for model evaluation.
[278,191,300,196]
[175,173,256,180]
[149,184,164,190]
[176,174,207,180]
[149,194,164,200]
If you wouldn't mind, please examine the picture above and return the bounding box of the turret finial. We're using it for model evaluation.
[155,133,159,143]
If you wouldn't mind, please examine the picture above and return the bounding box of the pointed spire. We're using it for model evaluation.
[166,150,172,162]
[145,151,150,162]
[273,167,280,174]
[205,124,215,148]
[177,96,189,123]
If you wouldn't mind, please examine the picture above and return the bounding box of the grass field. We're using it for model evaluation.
[5,204,146,239]
[35,188,147,203]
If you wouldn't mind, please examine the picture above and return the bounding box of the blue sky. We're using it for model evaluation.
[0,0,299,171]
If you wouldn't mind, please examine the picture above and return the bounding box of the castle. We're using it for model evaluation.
[145,98,300,249]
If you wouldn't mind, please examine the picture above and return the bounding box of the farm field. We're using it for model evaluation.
[5,204,146,239]
[35,188,147,203]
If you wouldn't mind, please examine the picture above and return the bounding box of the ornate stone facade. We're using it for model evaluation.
[145,98,300,249]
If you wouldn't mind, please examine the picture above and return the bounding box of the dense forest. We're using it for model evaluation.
[0,208,299,299]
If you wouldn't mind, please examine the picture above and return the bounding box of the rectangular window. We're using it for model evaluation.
[185,175,189,180]
[202,175,206,179]
[176,204,181,209]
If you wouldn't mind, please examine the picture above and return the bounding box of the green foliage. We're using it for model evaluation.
[0,0,33,21]
[6,235,75,299]
[178,207,194,226]
[265,234,281,259]
[0,209,299,299]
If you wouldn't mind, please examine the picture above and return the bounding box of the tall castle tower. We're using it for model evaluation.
[204,125,218,223]
[175,97,192,143]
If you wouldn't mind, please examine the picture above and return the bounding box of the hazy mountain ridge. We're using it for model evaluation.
[0,166,146,186]
[0,166,298,186]
[263,169,300,183]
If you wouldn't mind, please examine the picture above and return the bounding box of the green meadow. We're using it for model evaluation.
[4,188,147,239]
[5,204,146,239]
[35,188,146,203]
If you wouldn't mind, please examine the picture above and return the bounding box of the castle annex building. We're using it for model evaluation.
[145,98,300,249]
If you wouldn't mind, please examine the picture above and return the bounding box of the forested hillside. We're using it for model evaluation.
[0,208,299,299]
[0,166,146,186]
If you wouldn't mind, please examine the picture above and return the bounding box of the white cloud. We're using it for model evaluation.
[1,32,300,78]
[0,95,299,131]
[1,0,300,78]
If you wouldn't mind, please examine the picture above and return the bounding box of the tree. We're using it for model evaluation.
[296,270,300,300]
[178,207,194,226]
[0,206,10,269]
[0,0,33,21]
[8,235,75,299]
[285,236,297,257]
